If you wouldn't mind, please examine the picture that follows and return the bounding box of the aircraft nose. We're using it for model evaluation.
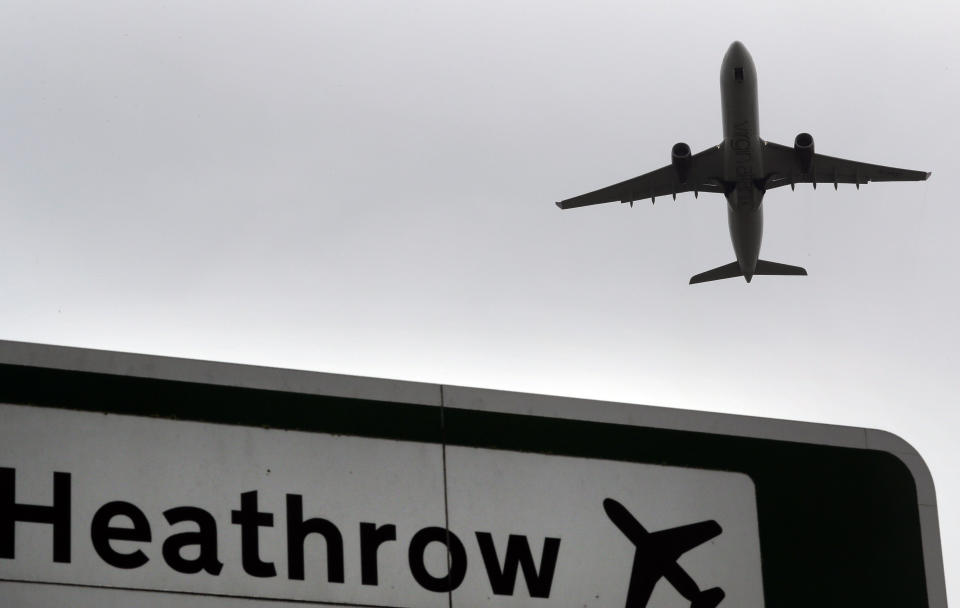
[725,40,748,61]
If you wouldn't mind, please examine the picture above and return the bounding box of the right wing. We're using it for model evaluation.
[652,519,723,562]
[762,141,931,190]
[556,144,725,209]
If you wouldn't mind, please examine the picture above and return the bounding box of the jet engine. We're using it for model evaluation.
[794,132,814,173]
[671,142,692,183]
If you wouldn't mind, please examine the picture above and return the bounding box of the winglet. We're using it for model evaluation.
[926,172,932,180]
[554,201,564,209]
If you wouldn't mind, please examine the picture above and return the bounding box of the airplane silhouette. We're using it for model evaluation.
[603,498,725,608]
[555,41,930,284]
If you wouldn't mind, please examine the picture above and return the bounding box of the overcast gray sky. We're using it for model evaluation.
[1,0,957,601]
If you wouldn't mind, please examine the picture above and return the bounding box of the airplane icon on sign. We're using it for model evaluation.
[603,498,725,608]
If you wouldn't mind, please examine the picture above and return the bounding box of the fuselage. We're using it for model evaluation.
[720,41,764,280]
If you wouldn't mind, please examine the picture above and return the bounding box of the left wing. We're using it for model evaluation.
[556,145,725,209]
[762,141,930,190]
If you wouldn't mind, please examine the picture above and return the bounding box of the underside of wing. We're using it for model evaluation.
[762,140,931,190]
[556,144,725,209]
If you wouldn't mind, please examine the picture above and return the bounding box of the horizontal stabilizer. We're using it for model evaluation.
[690,259,808,284]
[689,262,741,284]
[754,259,807,277]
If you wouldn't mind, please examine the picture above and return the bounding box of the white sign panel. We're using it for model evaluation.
[446,447,764,607]
[1,404,764,607]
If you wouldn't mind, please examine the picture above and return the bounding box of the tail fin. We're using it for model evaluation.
[689,262,741,284]
[689,260,807,284]
[754,259,807,277]
[691,587,725,608]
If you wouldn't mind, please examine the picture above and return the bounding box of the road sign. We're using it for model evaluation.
[0,340,945,607]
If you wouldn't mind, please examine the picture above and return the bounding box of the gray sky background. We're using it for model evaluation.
[2,0,957,600]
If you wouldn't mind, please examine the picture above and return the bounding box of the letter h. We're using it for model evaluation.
[0,468,71,562]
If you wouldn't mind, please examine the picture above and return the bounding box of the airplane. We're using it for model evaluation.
[603,498,725,608]
[555,41,931,284]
